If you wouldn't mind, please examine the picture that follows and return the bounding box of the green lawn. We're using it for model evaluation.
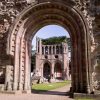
[32,81,70,91]
[75,98,94,100]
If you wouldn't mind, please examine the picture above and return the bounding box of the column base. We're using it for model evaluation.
[22,90,31,94]
[74,93,100,99]
[0,90,31,94]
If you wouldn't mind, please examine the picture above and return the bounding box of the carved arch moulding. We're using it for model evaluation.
[0,0,99,95]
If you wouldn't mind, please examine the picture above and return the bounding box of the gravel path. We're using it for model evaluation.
[0,85,74,100]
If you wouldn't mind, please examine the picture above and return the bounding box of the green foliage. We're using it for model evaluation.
[42,36,71,51]
[42,36,67,45]
[76,99,94,100]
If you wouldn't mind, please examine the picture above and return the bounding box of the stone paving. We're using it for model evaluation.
[0,85,74,100]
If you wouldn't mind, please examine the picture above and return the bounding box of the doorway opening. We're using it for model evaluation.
[31,25,71,95]
[43,62,51,82]
[54,62,63,80]
[0,67,6,84]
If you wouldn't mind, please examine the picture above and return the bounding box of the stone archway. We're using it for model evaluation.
[54,62,63,79]
[1,1,92,94]
[43,62,51,79]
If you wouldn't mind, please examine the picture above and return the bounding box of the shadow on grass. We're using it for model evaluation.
[31,89,73,98]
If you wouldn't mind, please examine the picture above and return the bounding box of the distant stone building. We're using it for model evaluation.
[35,36,70,81]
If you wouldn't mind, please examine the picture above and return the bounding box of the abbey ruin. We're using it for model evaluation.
[0,0,100,94]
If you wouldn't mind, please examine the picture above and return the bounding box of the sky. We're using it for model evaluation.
[32,25,70,50]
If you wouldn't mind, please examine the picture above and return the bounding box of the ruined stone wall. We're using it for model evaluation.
[0,0,99,93]
[89,0,100,93]
[0,0,28,65]
[0,0,95,64]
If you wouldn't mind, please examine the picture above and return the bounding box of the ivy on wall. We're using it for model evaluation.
[42,36,71,50]
[42,36,68,44]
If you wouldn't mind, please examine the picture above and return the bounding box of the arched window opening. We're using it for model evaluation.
[56,46,59,54]
[54,62,63,80]
[42,46,44,54]
[0,68,6,84]
[53,46,55,54]
[43,63,51,79]
[45,46,48,54]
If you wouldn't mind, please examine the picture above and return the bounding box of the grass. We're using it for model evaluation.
[32,80,70,91]
[75,97,95,100]
[75,98,94,100]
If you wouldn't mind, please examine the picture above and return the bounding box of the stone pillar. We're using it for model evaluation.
[19,41,22,90]
[51,62,54,75]
[24,40,31,92]
[36,37,42,54]
[91,32,100,93]
[92,46,100,93]
[41,63,43,78]
[28,41,31,90]
[36,37,38,53]
[13,38,20,91]
[51,46,53,54]
[51,62,55,82]
[55,45,56,54]
[19,39,25,90]
[48,45,49,54]
[71,41,79,92]
[5,65,13,91]
[39,38,42,54]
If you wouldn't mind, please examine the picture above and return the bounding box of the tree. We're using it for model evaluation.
[42,36,71,51]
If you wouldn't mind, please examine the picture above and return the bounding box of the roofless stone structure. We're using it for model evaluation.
[0,0,100,95]
[35,36,70,82]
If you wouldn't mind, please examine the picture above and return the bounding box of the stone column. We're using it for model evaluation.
[41,63,43,78]
[71,41,78,92]
[39,38,42,54]
[24,40,31,93]
[92,46,100,92]
[51,46,53,54]
[91,32,100,93]
[51,62,54,75]
[19,38,25,90]
[36,37,38,53]
[5,65,13,91]
[13,38,20,91]
[55,45,56,54]
[51,62,55,81]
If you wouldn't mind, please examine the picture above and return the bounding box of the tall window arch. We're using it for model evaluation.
[53,46,55,54]
[54,62,63,79]
[43,62,51,79]
[42,46,44,54]
[49,46,51,54]
[45,46,48,54]
[56,46,59,54]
